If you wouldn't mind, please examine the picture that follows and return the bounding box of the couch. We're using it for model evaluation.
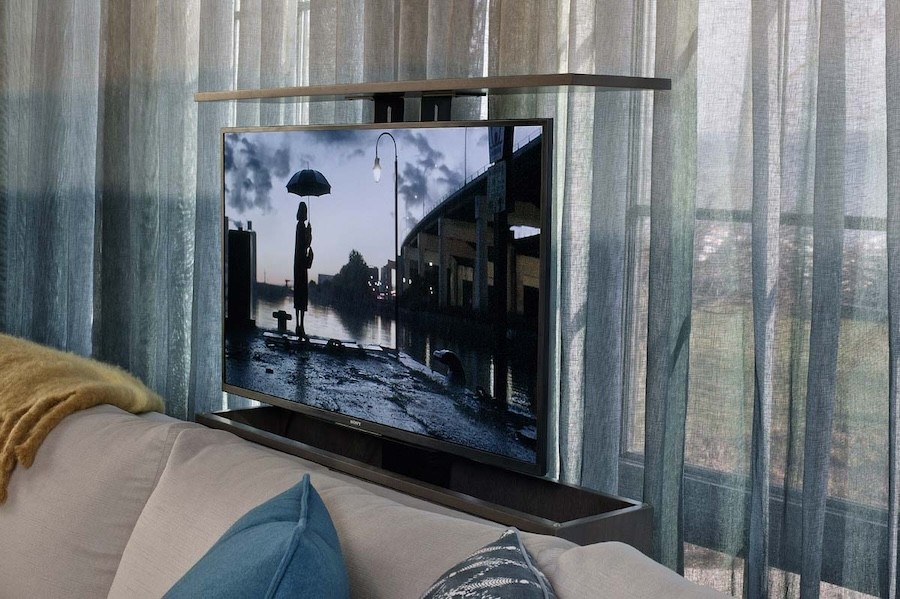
[0,404,726,598]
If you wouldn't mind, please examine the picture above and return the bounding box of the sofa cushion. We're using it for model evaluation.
[547,541,728,599]
[422,528,556,598]
[165,473,349,599]
[108,422,729,599]
[0,405,190,599]
[108,426,573,599]
[107,427,331,597]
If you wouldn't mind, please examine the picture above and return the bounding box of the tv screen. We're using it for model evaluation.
[222,119,551,475]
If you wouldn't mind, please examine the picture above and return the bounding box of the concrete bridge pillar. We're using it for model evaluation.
[473,196,490,313]
[438,218,448,308]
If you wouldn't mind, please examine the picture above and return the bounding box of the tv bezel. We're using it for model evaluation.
[220,118,553,478]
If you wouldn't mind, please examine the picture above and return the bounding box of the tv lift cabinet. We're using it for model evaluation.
[199,405,652,552]
[196,73,670,554]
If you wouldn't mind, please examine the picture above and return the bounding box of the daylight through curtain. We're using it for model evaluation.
[1,1,899,597]
[653,2,897,597]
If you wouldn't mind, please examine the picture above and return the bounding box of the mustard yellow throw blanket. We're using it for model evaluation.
[0,333,165,503]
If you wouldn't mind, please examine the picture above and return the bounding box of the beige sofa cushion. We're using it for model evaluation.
[0,405,190,599]
[549,542,727,598]
[108,426,577,599]
[0,403,728,598]
[109,424,728,599]
[107,426,326,597]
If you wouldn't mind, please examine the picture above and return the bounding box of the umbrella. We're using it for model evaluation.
[287,169,331,198]
[286,168,331,222]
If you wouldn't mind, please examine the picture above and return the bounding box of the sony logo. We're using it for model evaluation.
[348,419,362,427]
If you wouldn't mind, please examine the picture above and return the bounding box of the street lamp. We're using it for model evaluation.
[373,131,399,352]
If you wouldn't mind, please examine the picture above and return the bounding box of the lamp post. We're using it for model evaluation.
[373,132,399,352]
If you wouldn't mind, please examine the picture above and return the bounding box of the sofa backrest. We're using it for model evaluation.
[0,405,727,599]
[0,405,192,598]
[106,425,558,598]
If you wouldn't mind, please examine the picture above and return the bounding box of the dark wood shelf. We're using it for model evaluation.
[193,72,671,103]
[197,406,652,552]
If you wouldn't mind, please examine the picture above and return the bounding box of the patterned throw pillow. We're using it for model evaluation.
[421,528,557,599]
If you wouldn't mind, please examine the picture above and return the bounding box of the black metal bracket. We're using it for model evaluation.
[372,91,486,123]
[421,95,453,121]
[373,93,405,123]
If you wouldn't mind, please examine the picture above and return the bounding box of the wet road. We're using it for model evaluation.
[224,329,537,464]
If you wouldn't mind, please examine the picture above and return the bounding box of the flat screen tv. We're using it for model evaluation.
[222,119,552,476]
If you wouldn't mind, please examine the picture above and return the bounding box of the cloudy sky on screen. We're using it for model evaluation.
[224,125,541,286]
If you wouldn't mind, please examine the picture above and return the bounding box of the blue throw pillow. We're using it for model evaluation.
[421,528,556,599]
[164,474,349,599]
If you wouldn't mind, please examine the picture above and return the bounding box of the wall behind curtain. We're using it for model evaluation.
[1,1,898,597]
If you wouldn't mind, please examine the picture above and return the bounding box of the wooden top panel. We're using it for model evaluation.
[194,72,671,103]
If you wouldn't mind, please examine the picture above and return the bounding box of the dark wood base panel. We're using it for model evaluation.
[197,406,651,553]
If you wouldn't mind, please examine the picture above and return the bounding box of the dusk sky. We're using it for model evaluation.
[224,124,543,287]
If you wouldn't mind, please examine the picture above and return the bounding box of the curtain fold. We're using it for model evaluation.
[799,1,846,595]
[308,0,365,125]
[644,0,698,573]
[886,0,900,596]
[93,0,200,420]
[578,0,645,494]
[557,0,599,490]
[190,0,234,418]
[0,1,6,325]
[1,1,899,596]
[1,0,100,355]
[746,0,783,595]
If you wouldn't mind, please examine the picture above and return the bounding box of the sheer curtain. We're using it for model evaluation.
[648,2,896,597]
[1,1,898,596]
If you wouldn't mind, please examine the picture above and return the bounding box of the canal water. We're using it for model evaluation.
[254,295,538,416]
[256,296,395,348]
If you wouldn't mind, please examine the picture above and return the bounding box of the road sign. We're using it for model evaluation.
[489,127,505,163]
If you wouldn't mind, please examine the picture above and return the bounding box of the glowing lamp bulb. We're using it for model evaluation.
[372,156,382,182]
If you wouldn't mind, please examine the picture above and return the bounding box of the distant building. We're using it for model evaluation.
[317,273,334,286]
[381,260,395,291]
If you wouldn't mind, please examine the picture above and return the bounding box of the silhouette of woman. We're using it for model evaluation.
[293,201,313,340]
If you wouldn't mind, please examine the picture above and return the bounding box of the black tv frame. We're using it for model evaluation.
[220,119,553,478]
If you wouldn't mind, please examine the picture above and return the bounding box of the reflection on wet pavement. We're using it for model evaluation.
[225,328,537,463]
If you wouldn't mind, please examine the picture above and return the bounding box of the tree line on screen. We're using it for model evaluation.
[311,250,382,309]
